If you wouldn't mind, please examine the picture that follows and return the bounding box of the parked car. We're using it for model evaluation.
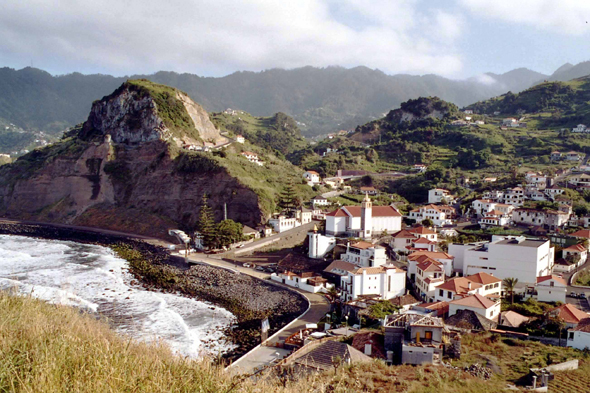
[578,293,587,299]
[243,263,252,268]
[255,266,265,272]
[570,292,577,298]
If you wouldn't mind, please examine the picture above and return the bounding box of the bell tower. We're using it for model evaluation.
[361,192,372,239]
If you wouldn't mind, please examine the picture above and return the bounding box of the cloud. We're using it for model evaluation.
[0,0,465,77]
[473,74,498,86]
[459,0,590,35]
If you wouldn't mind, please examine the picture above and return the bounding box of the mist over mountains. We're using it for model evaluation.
[0,61,588,141]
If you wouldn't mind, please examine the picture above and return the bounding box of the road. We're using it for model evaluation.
[565,259,590,312]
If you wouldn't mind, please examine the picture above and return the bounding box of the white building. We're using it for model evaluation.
[407,251,455,279]
[448,236,554,284]
[512,208,570,230]
[340,241,387,267]
[471,199,497,217]
[503,187,525,206]
[428,189,454,204]
[324,260,406,301]
[303,170,321,185]
[240,151,264,166]
[308,231,337,259]
[479,209,512,228]
[311,195,329,207]
[413,258,445,302]
[434,273,502,302]
[235,134,245,143]
[270,271,334,293]
[408,204,453,227]
[448,294,501,322]
[502,118,518,127]
[562,243,588,267]
[567,318,590,350]
[325,195,402,239]
[269,208,312,233]
[572,124,588,133]
[566,151,582,161]
[535,275,567,303]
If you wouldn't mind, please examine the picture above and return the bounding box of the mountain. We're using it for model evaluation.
[0,65,552,150]
[548,61,590,82]
[479,68,548,94]
[0,80,310,237]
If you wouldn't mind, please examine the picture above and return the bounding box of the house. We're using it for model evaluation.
[475,120,485,125]
[572,124,588,133]
[325,195,402,239]
[359,186,378,195]
[569,173,590,187]
[562,243,588,267]
[240,151,264,166]
[449,294,501,322]
[270,271,335,293]
[448,236,554,283]
[340,241,387,267]
[434,277,481,302]
[471,199,497,217]
[465,272,503,297]
[451,120,468,127]
[428,188,454,204]
[235,134,245,143]
[551,151,562,161]
[409,226,438,242]
[503,187,525,206]
[479,209,512,228]
[512,208,569,230]
[567,318,590,350]
[413,164,428,173]
[503,118,518,127]
[545,185,565,199]
[464,109,473,115]
[465,116,472,121]
[553,258,577,273]
[548,304,590,329]
[499,311,530,328]
[303,170,321,184]
[408,204,453,227]
[282,339,372,372]
[323,260,406,301]
[242,225,260,239]
[389,229,420,252]
[445,309,497,332]
[412,301,450,317]
[414,258,445,302]
[566,151,582,161]
[311,195,329,207]
[570,229,590,239]
[384,313,446,365]
[535,275,567,303]
[269,207,312,233]
[407,250,454,279]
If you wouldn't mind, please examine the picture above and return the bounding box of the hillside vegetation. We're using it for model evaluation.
[1,291,523,393]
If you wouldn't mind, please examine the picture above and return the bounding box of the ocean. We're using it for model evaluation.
[0,234,236,358]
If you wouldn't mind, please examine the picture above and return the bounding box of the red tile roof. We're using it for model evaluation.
[536,275,568,286]
[417,259,443,272]
[391,230,417,239]
[563,243,587,253]
[343,206,401,217]
[350,241,374,250]
[450,293,497,309]
[408,226,436,235]
[550,304,589,324]
[465,272,502,285]
[414,237,435,244]
[436,277,482,294]
[325,209,347,217]
[573,318,590,332]
[408,250,453,261]
[570,229,590,239]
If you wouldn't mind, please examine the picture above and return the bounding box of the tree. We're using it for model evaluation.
[503,277,519,304]
[277,181,299,213]
[421,218,434,228]
[197,194,217,249]
[217,219,243,249]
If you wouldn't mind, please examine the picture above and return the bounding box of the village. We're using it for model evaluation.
[173,157,590,391]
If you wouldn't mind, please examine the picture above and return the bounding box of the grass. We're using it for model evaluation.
[1,291,528,393]
[574,269,590,287]
[550,360,590,393]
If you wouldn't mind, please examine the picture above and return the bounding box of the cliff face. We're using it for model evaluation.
[0,81,263,238]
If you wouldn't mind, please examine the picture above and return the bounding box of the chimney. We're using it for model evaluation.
[468,282,472,290]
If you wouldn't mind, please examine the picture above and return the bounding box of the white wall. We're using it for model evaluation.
[568,331,590,350]
[326,216,347,235]
[449,301,500,321]
[536,280,566,303]
[372,216,402,234]
[308,233,336,259]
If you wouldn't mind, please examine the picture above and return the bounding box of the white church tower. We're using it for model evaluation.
[361,192,372,239]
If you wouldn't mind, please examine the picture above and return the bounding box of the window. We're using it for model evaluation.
[439,289,443,297]
[447,291,452,299]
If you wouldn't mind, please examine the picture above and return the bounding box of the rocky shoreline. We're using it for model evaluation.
[0,222,308,364]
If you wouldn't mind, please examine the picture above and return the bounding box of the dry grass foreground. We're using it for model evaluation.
[0,291,532,393]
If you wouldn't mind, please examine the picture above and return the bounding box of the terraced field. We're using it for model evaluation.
[550,361,590,393]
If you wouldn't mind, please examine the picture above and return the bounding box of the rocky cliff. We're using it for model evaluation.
[0,81,273,238]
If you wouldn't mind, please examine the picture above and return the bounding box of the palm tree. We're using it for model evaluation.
[503,277,519,304]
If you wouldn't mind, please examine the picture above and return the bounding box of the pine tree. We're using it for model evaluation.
[197,193,217,249]
[277,181,299,214]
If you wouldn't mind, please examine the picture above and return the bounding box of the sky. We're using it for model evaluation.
[1,0,590,80]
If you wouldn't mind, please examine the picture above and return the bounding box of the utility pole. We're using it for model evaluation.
[224,203,227,221]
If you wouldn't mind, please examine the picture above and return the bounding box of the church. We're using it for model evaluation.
[325,194,402,239]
